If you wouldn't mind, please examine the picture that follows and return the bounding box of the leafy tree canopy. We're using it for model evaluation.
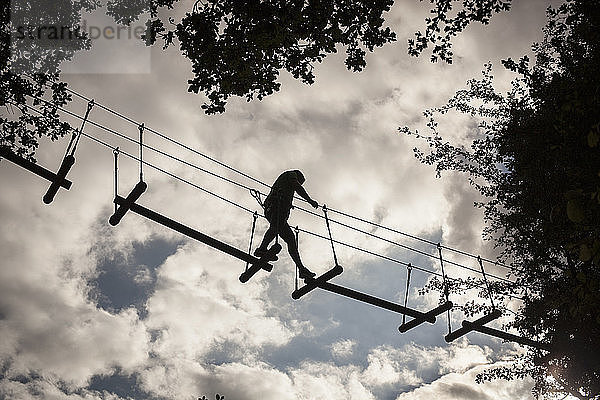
[1,0,98,158]
[401,1,600,398]
[1,0,514,157]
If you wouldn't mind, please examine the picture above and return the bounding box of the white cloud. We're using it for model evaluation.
[362,349,422,387]
[144,244,295,357]
[331,339,357,359]
[395,363,534,400]
[0,0,554,398]
[0,378,126,400]
[290,362,373,400]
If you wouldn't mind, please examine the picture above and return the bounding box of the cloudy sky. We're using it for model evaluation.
[1,1,556,399]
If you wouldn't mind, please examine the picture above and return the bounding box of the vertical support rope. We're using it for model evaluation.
[274,194,281,245]
[294,226,300,291]
[322,205,339,266]
[138,123,145,182]
[402,263,413,325]
[67,99,95,157]
[113,147,119,213]
[437,244,451,334]
[244,211,259,273]
[478,256,496,310]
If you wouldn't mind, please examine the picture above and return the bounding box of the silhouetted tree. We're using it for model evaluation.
[198,395,224,400]
[140,0,516,113]
[401,1,600,398]
[141,0,397,113]
[1,0,97,157]
[2,0,518,158]
[408,0,512,63]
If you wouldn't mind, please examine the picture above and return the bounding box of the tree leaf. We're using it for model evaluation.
[566,199,586,223]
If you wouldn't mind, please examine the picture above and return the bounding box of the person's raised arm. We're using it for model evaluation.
[295,183,318,209]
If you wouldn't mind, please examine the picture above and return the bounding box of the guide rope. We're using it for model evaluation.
[113,147,119,213]
[65,99,94,157]
[402,264,413,325]
[244,211,259,273]
[26,79,517,274]
[438,244,452,334]
[17,99,526,300]
[323,205,339,267]
[25,92,517,285]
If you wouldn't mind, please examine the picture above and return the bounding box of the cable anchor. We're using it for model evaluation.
[249,188,264,209]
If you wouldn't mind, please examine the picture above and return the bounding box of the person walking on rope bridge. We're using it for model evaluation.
[255,170,319,279]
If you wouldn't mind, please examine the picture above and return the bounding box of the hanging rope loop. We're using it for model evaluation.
[437,243,449,299]
[478,256,496,310]
[66,99,95,157]
[249,188,264,209]
[402,263,413,325]
[244,211,259,273]
[138,123,145,182]
[113,147,120,213]
[294,225,300,291]
[437,243,452,333]
[323,204,339,266]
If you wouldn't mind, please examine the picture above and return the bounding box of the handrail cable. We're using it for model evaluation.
[27,94,517,286]
[96,132,521,301]
[13,97,527,302]
[17,94,520,287]
[31,81,513,271]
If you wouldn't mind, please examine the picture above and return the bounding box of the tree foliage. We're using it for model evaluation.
[144,0,397,114]
[1,0,515,157]
[1,0,98,158]
[142,0,513,113]
[401,1,600,398]
[408,0,512,63]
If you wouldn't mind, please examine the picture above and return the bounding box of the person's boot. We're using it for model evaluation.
[253,247,267,258]
[298,265,316,280]
[254,246,278,261]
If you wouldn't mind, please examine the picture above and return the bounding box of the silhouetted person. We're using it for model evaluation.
[255,170,318,279]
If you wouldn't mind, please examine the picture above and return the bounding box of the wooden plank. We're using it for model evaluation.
[445,309,503,342]
[239,243,280,283]
[110,182,147,225]
[398,301,453,333]
[0,148,72,189]
[463,321,551,350]
[43,155,75,204]
[292,265,344,299]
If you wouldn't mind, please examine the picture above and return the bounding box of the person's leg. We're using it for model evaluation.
[256,225,277,254]
[254,204,280,257]
[279,223,302,266]
[255,205,277,256]
[280,223,315,278]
